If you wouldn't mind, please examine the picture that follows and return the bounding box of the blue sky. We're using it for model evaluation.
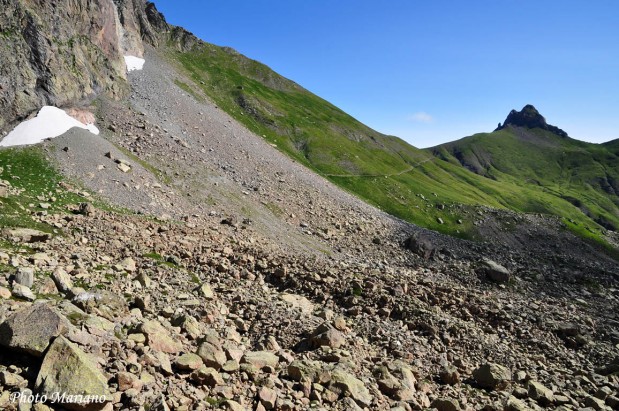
[153,1,618,147]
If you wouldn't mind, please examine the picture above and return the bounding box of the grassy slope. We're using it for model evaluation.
[0,146,112,235]
[432,128,619,233]
[166,41,618,251]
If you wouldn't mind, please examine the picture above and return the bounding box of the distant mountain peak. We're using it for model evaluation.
[495,104,568,137]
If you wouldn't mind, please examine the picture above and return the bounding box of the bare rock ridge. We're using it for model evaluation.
[495,104,569,137]
[0,0,168,131]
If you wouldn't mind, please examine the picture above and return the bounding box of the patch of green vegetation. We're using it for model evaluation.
[66,311,87,326]
[112,143,172,185]
[0,29,17,39]
[143,252,164,261]
[205,397,224,407]
[0,146,88,231]
[174,79,206,102]
[264,201,284,218]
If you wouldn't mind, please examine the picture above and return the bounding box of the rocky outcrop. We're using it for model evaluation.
[0,0,169,132]
[496,104,568,137]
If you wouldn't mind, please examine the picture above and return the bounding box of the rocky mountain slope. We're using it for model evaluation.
[0,1,618,411]
[164,27,618,251]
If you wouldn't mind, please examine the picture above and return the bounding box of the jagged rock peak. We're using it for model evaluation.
[495,104,568,137]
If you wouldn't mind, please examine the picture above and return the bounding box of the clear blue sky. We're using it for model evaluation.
[152,0,618,148]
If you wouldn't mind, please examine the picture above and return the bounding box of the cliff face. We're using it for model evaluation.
[0,0,168,131]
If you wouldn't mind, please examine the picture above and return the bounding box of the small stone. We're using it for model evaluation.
[288,360,323,382]
[440,365,460,385]
[3,228,50,243]
[52,267,73,293]
[263,335,280,351]
[222,400,244,411]
[77,202,96,216]
[178,315,202,340]
[12,284,35,301]
[128,333,146,343]
[117,163,131,173]
[135,272,151,288]
[606,395,619,409]
[157,352,173,376]
[200,283,214,299]
[505,396,528,411]
[333,316,347,331]
[118,257,137,272]
[0,286,11,299]
[329,367,372,407]
[0,371,27,388]
[584,395,607,411]
[222,360,240,372]
[117,371,143,391]
[309,323,345,349]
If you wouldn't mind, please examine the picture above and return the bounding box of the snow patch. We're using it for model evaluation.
[0,106,99,148]
[124,55,145,72]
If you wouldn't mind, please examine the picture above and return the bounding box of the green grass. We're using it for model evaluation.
[162,39,618,255]
[112,143,172,185]
[0,146,89,231]
[173,79,206,103]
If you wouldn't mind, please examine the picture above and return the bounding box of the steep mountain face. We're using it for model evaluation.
[0,0,168,131]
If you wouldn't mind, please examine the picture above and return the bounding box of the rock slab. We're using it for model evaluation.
[35,336,111,410]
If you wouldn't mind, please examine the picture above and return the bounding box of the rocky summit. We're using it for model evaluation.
[495,104,569,137]
[0,1,618,411]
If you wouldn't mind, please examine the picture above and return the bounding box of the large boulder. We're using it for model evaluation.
[287,360,325,383]
[35,336,111,410]
[473,363,512,390]
[3,228,50,243]
[404,232,436,260]
[329,367,373,407]
[308,323,345,349]
[481,259,511,283]
[196,341,227,370]
[139,320,182,353]
[0,303,70,357]
[528,381,554,406]
[241,351,279,371]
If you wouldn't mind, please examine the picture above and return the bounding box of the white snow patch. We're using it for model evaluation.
[0,106,99,147]
[124,55,145,72]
